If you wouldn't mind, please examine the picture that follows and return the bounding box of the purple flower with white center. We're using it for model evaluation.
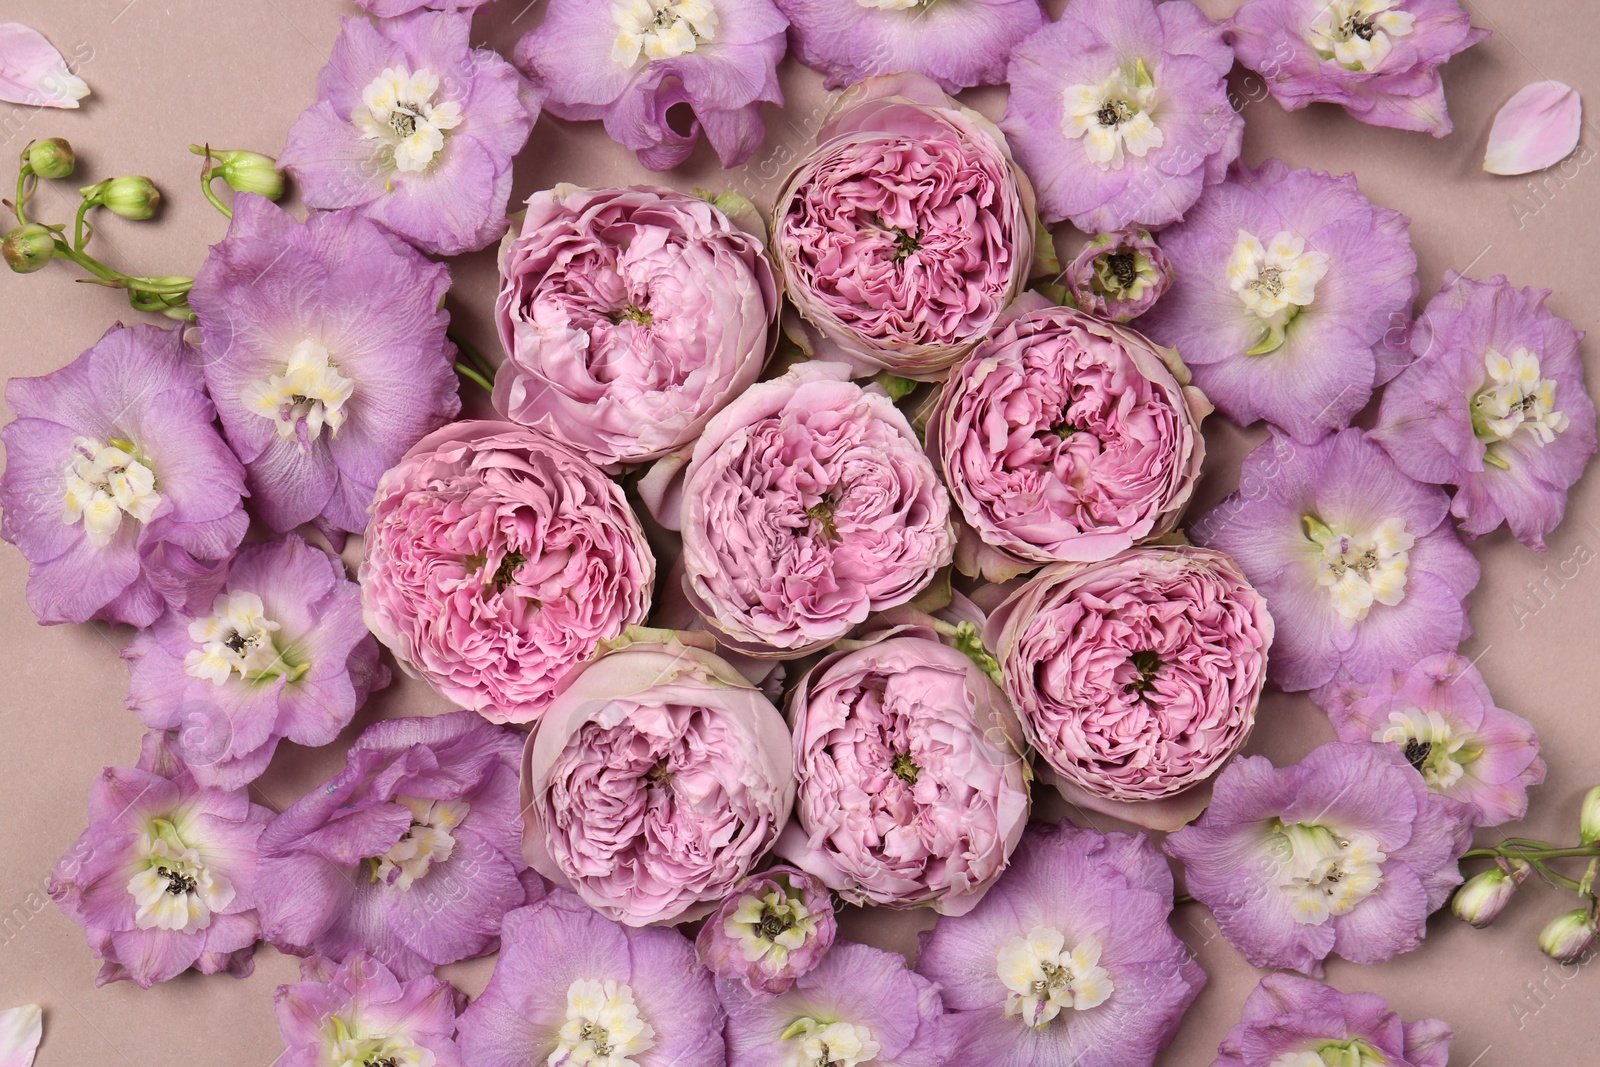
[47,734,273,988]
[1064,228,1175,323]
[274,953,464,1067]
[776,0,1044,94]
[1166,741,1470,976]
[1213,972,1452,1067]
[916,821,1204,1067]
[514,0,788,171]
[1000,0,1241,232]
[1139,160,1418,442]
[123,535,390,791]
[280,11,539,256]
[721,940,951,1067]
[1192,429,1479,693]
[1373,273,1597,550]
[255,711,537,980]
[1231,0,1489,138]
[696,865,838,996]
[457,890,726,1067]
[189,195,459,538]
[1315,652,1545,828]
[1,323,247,628]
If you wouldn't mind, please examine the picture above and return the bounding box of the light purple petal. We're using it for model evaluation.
[0,22,88,107]
[1485,81,1582,176]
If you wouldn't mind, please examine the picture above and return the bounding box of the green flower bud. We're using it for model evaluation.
[83,176,162,220]
[26,137,76,179]
[1538,908,1597,964]
[2,224,57,273]
[1580,784,1600,845]
[1451,863,1527,928]
[212,149,285,200]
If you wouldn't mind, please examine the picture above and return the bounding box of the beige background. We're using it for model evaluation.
[1,0,1597,1063]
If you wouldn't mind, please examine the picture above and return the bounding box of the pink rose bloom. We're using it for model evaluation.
[677,361,954,658]
[695,865,837,996]
[984,546,1273,824]
[521,631,795,926]
[929,297,1210,580]
[774,73,1035,380]
[493,185,780,466]
[360,421,654,724]
[778,630,1030,915]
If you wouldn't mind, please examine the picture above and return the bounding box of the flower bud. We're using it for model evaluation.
[1580,784,1600,845]
[26,137,75,179]
[1538,908,1598,964]
[212,149,285,200]
[2,224,56,273]
[83,176,161,220]
[1452,863,1527,928]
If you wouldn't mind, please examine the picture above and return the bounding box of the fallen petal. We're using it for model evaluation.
[0,23,89,108]
[1485,80,1582,175]
[0,1005,42,1067]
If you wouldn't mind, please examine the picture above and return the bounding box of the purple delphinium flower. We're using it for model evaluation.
[1373,273,1596,549]
[721,941,950,1067]
[1064,228,1175,323]
[280,11,539,256]
[1213,973,1452,1067]
[274,953,464,1067]
[777,0,1044,93]
[1001,0,1241,232]
[189,194,459,538]
[1315,652,1545,828]
[916,821,1205,1067]
[48,732,273,988]
[514,0,788,171]
[1192,429,1479,693]
[1,323,247,628]
[1166,741,1470,976]
[696,865,838,996]
[255,711,537,980]
[1231,0,1489,138]
[123,535,390,791]
[457,890,726,1067]
[1140,159,1418,442]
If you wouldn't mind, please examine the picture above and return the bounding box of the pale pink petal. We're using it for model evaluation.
[0,1005,42,1067]
[1484,80,1582,175]
[0,23,88,108]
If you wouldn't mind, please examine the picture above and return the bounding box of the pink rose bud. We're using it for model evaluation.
[1451,862,1528,929]
[1063,229,1175,323]
[1538,909,1598,964]
[695,865,838,996]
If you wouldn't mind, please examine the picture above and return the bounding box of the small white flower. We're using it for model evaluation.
[550,978,656,1067]
[352,66,464,173]
[1060,61,1164,171]
[125,821,235,934]
[371,797,470,892]
[1306,0,1417,73]
[1304,514,1414,624]
[1227,230,1330,347]
[996,927,1113,1029]
[1377,708,1470,790]
[779,1018,880,1067]
[611,0,720,67]
[60,436,162,547]
[1473,346,1569,447]
[240,339,355,444]
[1275,822,1386,926]
[184,590,285,685]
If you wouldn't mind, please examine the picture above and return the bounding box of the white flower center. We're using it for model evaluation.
[183,590,289,685]
[550,978,655,1067]
[779,1019,880,1067]
[1377,709,1470,791]
[1304,515,1414,624]
[61,436,161,548]
[1307,0,1416,73]
[1276,822,1386,926]
[240,339,354,444]
[1061,61,1164,171]
[126,820,234,934]
[725,887,820,970]
[996,927,1113,1029]
[371,797,468,892]
[855,0,922,9]
[1271,1044,1389,1067]
[327,1016,432,1067]
[611,0,720,67]
[1473,346,1569,448]
[1226,230,1330,353]
[352,66,463,173]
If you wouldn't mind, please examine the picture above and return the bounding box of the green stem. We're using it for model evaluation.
[199,172,233,219]
[73,199,93,252]
[1462,845,1600,862]
[454,361,493,393]
[1531,860,1585,893]
[448,328,496,379]
[13,164,31,225]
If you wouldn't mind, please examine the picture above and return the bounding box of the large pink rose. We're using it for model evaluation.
[493,185,780,466]
[778,629,1030,915]
[676,361,954,658]
[930,297,1211,579]
[360,420,654,724]
[520,630,795,926]
[773,72,1035,380]
[983,546,1273,825]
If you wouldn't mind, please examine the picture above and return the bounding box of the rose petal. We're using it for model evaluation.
[0,1005,42,1067]
[0,23,88,108]
[1484,80,1582,175]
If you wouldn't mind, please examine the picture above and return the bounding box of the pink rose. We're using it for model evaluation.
[773,72,1036,380]
[493,185,780,466]
[677,361,954,658]
[520,630,795,926]
[360,421,654,724]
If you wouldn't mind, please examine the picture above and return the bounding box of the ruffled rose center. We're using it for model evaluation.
[1061,60,1164,170]
[61,435,161,548]
[552,978,655,1067]
[1472,346,1569,454]
[240,339,354,446]
[352,65,463,173]
[997,927,1112,1029]
[724,886,820,971]
[1307,0,1416,73]
[369,797,468,891]
[1303,514,1413,624]
[1274,822,1386,925]
[1226,230,1330,354]
[184,589,295,685]
[1376,708,1474,790]
[327,1015,429,1067]
[779,1018,880,1067]
[126,818,234,934]
[611,0,719,67]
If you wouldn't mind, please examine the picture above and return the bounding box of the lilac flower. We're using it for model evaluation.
[1,323,247,628]
[189,195,459,538]
[274,953,464,1067]
[457,891,725,1067]
[696,865,838,996]
[1064,228,1175,323]
[1213,973,1452,1067]
[1193,429,1479,693]
[255,711,537,979]
[722,941,950,1067]
[514,0,788,171]
[123,535,390,790]
[280,11,539,256]
[1139,160,1418,442]
[917,822,1204,1067]
[1315,652,1545,827]
[1000,0,1242,232]
[1231,0,1489,138]
[1373,273,1596,549]
[1166,742,1470,976]
[777,0,1044,93]
[48,733,273,988]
